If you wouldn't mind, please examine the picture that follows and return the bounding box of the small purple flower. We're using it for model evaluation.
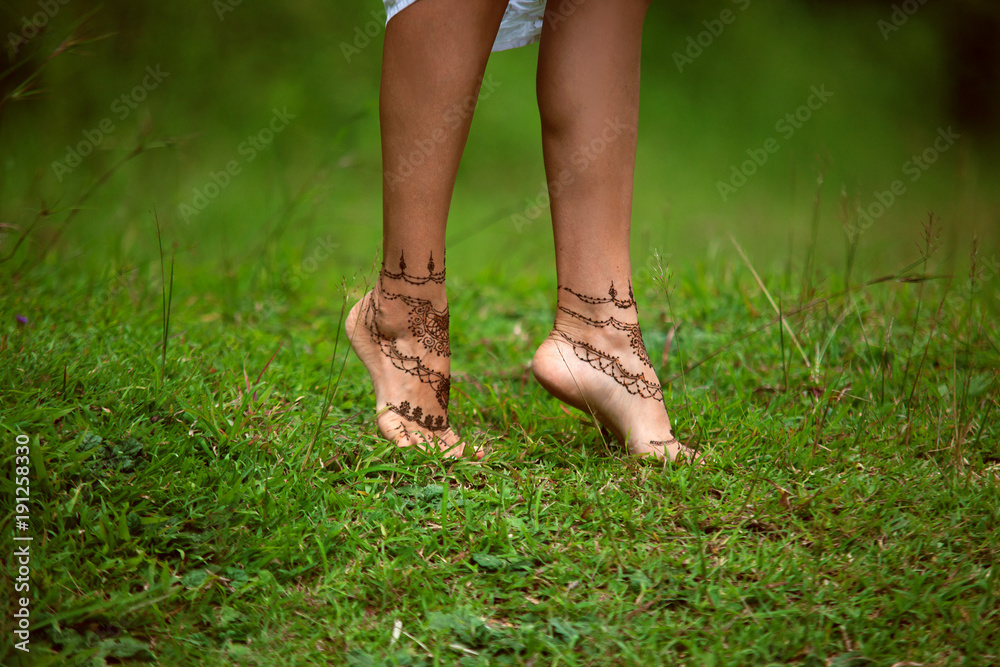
[16,315,28,325]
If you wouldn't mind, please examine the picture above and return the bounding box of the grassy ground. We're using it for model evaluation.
[3,1,1000,665]
[3,217,999,665]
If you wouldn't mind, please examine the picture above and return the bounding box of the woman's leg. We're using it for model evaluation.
[532,0,695,461]
[346,0,509,456]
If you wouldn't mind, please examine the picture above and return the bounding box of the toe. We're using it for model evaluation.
[634,437,704,465]
[402,427,474,459]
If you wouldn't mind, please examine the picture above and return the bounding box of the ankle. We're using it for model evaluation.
[557,281,638,318]
[555,281,641,332]
[380,250,446,288]
[376,252,448,320]
[368,277,451,360]
[551,281,656,371]
[558,281,636,307]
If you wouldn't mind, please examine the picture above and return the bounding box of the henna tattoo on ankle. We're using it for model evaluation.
[556,306,652,369]
[363,293,451,416]
[382,251,446,285]
[358,250,453,432]
[555,282,661,400]
[380,290,450,357]
[559,281,635,309]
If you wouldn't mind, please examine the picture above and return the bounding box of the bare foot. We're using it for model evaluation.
[531,283,699,463]
[345,260,475,458]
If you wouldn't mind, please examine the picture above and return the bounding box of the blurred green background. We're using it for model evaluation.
[2,0,998,299]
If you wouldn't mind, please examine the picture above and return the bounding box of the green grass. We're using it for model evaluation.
[3,221,999,665]
[3,1,1000,664]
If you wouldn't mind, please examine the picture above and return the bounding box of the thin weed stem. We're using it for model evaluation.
[154,210,175,389]
[301,279,351,471]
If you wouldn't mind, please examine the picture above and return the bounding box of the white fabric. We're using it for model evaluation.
[383,0,546,52]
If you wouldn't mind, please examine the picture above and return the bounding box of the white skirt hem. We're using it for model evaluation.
[383,0,545,53]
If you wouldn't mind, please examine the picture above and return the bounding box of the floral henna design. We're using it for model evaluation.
[363,293,450,411]
[556,306,652,368]
[387,400,449,432]
[381,290,450,357]
[555,330,663,401]
[382,251,446,285]
[559,281,635,309]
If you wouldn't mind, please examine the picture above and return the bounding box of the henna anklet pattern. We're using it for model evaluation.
[555,282,661,399]
[559,281,635,309]
[556,306,652,369]
[364,250,453,433]
[382,251,446,285]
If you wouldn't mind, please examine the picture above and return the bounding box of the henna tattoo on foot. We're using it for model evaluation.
[554,330,663,401]
[387,400,448,432]
[381,290,450,357]
[364,294,450,410]
[363,251,453,432]
[556,282,661,400]
[556,306,652,368]
[649,437,698,462]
